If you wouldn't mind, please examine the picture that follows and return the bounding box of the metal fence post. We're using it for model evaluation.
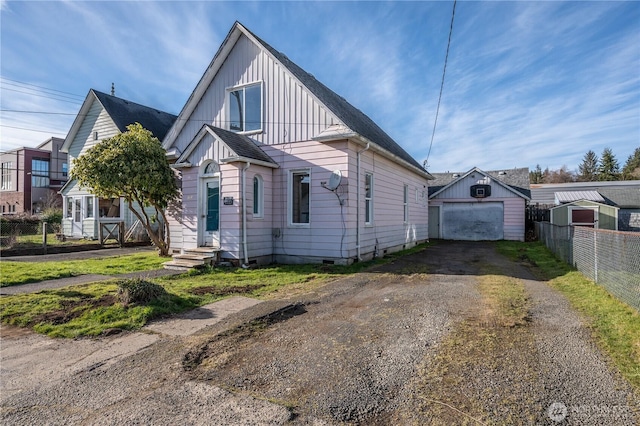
[42,221,48,255]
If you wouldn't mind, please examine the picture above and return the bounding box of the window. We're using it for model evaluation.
[85,196,94,218]
[1,161,12,190]
[291,170,310,224]
[99,198,122,218]
[229,83,262,133]
[74,198,81,222]
[253,175,263,218]
[403,184,409,222]
[66,197,73,218]
[365,173,373,224]
[31,158,50,188]
[62,163,68,177]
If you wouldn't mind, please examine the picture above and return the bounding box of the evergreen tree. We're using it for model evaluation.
[622,147,640,180]
[529,164,543,183]
[577,150,599,182]
[598,147,620,181]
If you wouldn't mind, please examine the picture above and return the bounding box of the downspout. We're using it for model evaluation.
[356,142,370,261]
[241,162,250,268]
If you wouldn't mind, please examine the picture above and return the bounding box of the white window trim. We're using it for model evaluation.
[227,81,263,135]
[253,174,264,219]
[85,195,95,219]
[365,172,373,225]
[289,169,311,227]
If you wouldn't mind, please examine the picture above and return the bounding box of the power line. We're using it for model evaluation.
[426,0,457,170]
[0,110,78,116]
[1,87,84,105]
[0,124,67,135]
[0,77,85,100]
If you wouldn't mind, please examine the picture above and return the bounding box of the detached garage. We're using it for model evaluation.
[428,167,531,241]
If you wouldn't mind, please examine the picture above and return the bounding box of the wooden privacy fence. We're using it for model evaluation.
[535,222,640,312]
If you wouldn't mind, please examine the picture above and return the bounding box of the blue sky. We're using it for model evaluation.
[1,1,638,173]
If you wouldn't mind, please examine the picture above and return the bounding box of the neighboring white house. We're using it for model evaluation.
[428,167,531,241]
[60,89,176,239]
[162,22,433,266]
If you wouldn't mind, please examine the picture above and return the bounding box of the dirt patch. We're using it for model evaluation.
[183,303,307,371]
[29,294,117,326]
[188,284,264,296]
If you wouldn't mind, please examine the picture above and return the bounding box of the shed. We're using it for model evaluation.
[428,167,530,241]
[550,200,619,230]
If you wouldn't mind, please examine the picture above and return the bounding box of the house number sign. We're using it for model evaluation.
[223,197,234,205]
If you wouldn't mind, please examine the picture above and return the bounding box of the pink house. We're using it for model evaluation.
[163,22,433,267]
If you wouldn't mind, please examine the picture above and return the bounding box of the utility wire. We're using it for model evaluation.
[426,0,457,170]
[0,77,85,100]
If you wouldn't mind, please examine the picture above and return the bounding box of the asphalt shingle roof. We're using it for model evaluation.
[247,29,425,172]
[93,90,177,141]
[428,167,531,198]
[205,125,278,165]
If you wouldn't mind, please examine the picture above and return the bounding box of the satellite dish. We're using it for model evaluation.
[326,170,342,191]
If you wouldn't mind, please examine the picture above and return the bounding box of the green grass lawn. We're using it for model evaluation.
[497,241,640,391]
[0,252,166,287]
[0,244,429,338]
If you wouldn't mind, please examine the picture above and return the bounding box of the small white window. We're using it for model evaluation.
[291,170,310,225]
[365,173,373,225]
[85,196,94,219]
[229,83,262,133]
[65,197,73,218]
[253,175,263,218]
[403,184,409,222]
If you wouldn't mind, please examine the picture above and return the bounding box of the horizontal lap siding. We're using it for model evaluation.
[170,34,335,155]
[177,167,199,249]
[246,165,275,258]
[67,100,119,164]
[503,198,525,241]
[357,148,429,256]
[263,141,353,260]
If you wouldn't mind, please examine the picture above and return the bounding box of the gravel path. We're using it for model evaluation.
[1,241,638,425]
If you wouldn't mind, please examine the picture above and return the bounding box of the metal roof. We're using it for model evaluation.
[555,190,605,204]
[530,181,640,207]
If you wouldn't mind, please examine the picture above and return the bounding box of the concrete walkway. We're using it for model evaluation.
[1,296,263,403]
[0,269,182,295]
[0,246,180,295]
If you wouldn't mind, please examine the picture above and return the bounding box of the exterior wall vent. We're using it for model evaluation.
[470,184,491,198]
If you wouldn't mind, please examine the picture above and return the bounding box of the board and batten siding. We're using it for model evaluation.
[168,34,337,155]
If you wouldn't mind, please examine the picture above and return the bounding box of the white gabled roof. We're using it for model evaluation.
[429,167,531,201]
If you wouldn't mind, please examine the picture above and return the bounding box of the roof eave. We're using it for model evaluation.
[220,156,280,169]
[163,23,244,149]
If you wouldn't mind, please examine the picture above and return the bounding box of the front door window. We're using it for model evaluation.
[206,180,220,232]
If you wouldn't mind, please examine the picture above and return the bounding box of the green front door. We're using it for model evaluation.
[201,177,220,247]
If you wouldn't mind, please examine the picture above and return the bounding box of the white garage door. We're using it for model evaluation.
[442,202,504,241]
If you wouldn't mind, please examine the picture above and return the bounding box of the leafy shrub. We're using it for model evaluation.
[116,278,168,306]
[41,208,63,224]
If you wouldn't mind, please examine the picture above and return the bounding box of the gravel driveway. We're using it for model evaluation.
[2,241,638,425]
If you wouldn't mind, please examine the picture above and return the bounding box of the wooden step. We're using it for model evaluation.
[163,247,220,270]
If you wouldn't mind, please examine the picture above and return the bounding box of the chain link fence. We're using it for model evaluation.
[1,221,101,254]
[536,222,640,311]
